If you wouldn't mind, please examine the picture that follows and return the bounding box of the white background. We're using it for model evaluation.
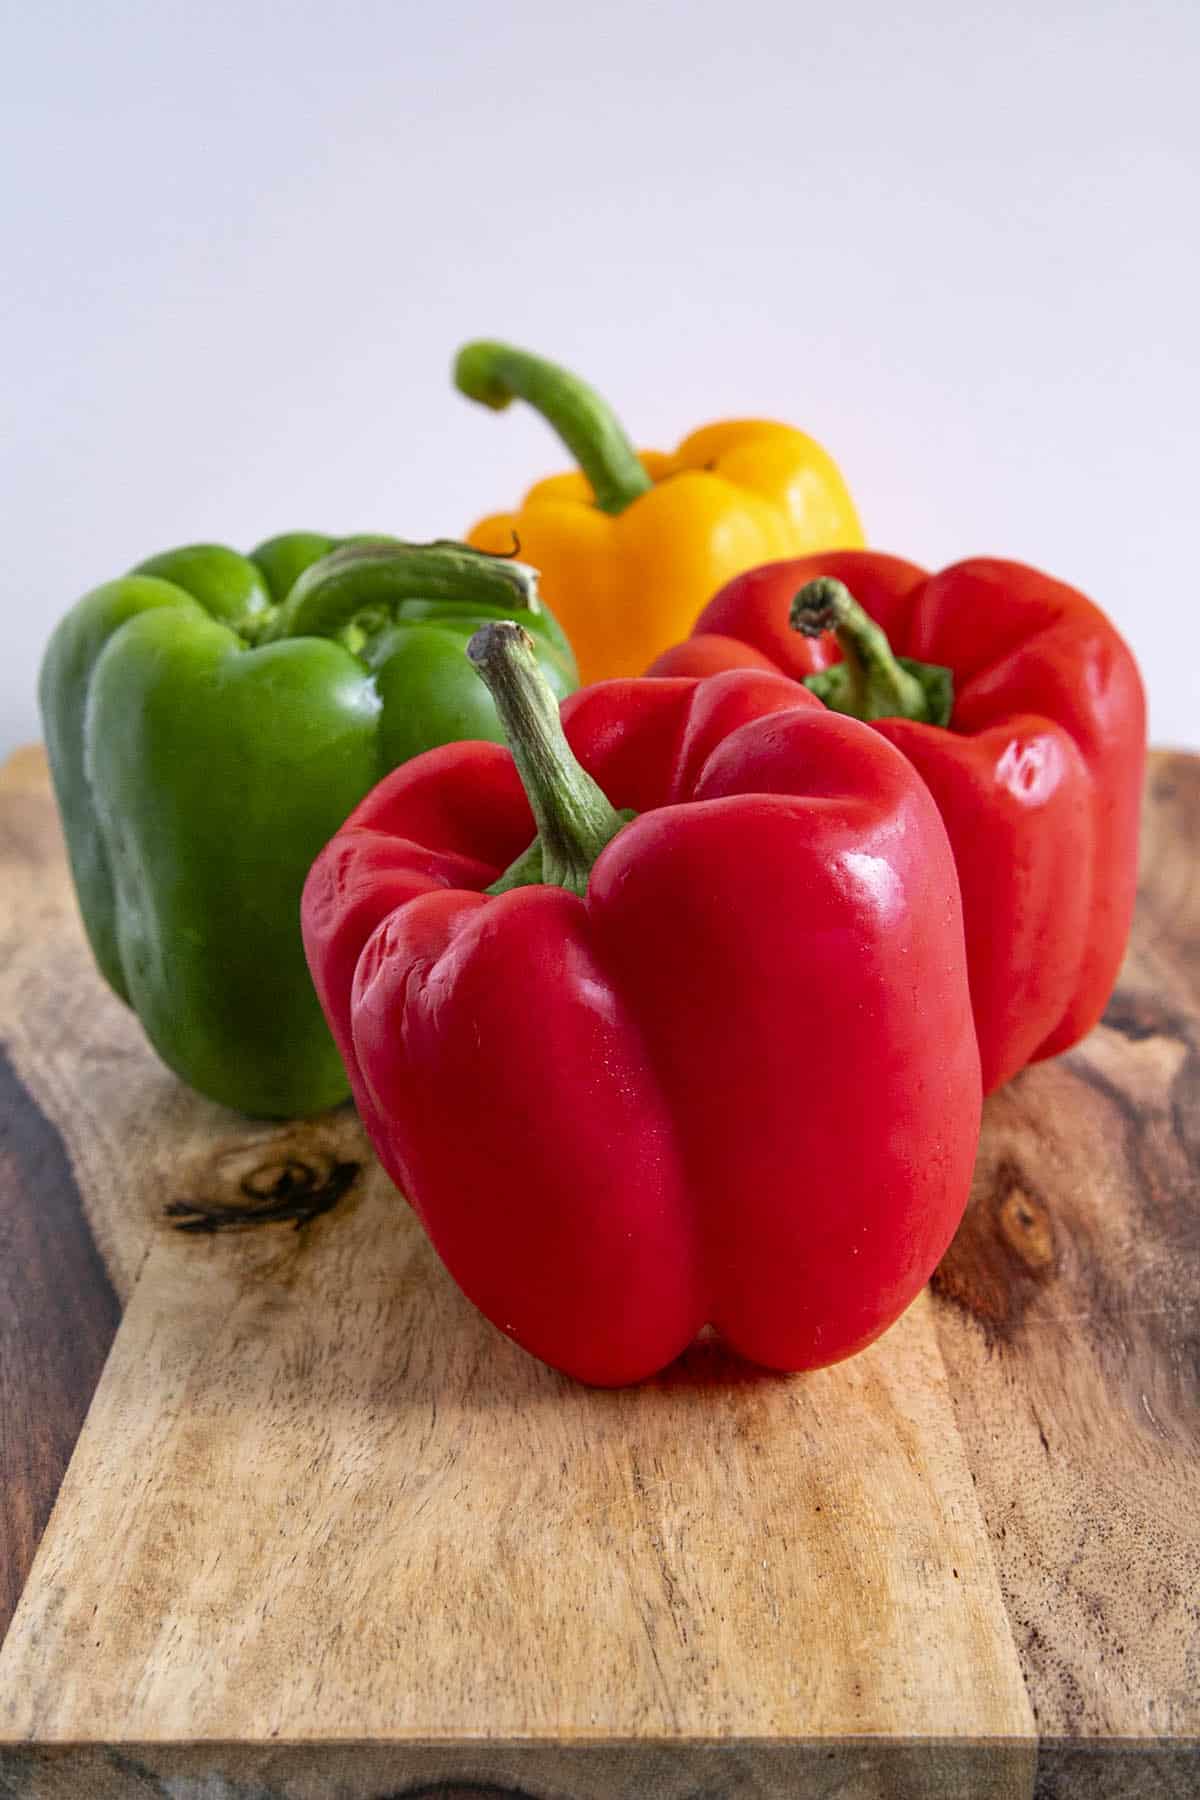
[3,0,1198,754]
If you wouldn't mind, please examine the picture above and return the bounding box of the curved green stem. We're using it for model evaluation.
[260,538,542,644]
[454,340,653,517]
[467,622,629,897]
[791,578,954,727]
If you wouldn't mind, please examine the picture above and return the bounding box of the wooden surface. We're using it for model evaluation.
[0,748,1197,1798]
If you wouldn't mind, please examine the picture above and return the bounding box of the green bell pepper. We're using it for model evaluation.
[39,534,576,1118]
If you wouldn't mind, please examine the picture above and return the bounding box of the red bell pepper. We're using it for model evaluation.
[650,552,1146,1094]
[301,623,981,1386]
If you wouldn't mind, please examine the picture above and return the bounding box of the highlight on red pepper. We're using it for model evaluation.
[301,623,982,1387]
[648,550,1147,1094]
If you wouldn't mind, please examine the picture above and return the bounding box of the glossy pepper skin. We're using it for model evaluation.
[301,628,981,1386]
[39,537,576,1118]
[455,340,864,685]
[650,550,1146,1094]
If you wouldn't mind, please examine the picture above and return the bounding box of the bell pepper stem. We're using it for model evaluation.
[467,622,629,898]
[455,340,653,517]
[259,539,542,645]
[792,578,954,727]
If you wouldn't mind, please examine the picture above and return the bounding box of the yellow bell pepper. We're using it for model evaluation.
[455,340,865,683]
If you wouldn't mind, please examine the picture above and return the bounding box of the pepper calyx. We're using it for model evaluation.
[792,577,954,727]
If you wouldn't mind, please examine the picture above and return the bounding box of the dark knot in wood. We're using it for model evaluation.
[996,1177,1056,1273]
[1102,987,1191,1045]
[933,1156,1059,1338]
[165,1152,360,1234]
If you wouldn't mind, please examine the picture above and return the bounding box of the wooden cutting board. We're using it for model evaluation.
[0,745,1197,1800]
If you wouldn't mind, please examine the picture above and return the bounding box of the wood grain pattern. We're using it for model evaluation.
[0,1740,1041,1800]
[0,749,1033,1798]
[0,1043,120,1638]
[0,1167,1032,1789]
[931,752,1200,1796]
[1,748,1198,1798]
[0,1209,1029,1742]
[0,750,123,1636]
